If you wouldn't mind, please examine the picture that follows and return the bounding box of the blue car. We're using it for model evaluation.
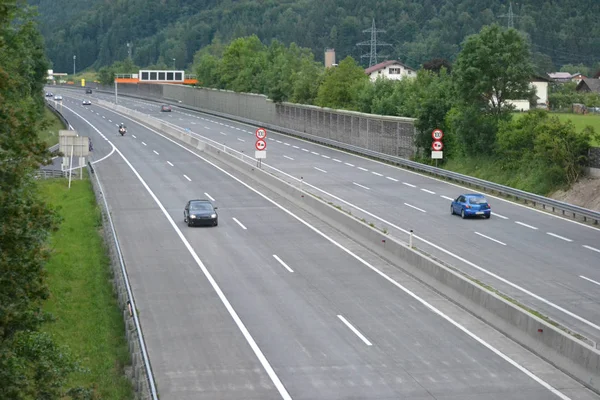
[451,194,491,219]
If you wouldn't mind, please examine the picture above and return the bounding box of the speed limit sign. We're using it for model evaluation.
[432,141,443,151]
[432,129,444,140]
[255,128,267,140]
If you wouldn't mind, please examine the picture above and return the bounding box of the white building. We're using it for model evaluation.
[365,60,416,82]
[505,76,551,111]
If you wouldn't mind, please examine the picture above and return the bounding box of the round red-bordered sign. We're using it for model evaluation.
[432,141,443,151]
[255,128,267,139]
[255,139,267,151]
[432,129,444,140]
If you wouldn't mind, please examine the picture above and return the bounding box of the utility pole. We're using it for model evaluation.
[73,55,76,76]
[126,42,132,59]
[356,18,392,67]
[499,2,519,29]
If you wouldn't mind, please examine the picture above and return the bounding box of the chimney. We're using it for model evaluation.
[325,48,336,68]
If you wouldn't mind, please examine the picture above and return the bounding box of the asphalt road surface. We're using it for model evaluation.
[74,90,600,346]
[47,90,600,400]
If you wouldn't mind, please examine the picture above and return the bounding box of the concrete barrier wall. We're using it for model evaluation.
[90,82,417,159]
[101,98,600,393]
[202,138,600,394]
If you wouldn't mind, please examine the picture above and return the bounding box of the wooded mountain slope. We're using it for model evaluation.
[29,0,600,74]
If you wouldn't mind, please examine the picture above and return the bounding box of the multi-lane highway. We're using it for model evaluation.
[48,89,600,400]
[72,88,600,345]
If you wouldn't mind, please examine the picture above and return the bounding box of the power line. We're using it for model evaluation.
[356,18,392,67]
[498,2,520,29]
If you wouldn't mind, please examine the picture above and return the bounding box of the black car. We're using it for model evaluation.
[85,88,93,94]
[161,104,172,112]
[45,92,53,97]
[184,199,218,227]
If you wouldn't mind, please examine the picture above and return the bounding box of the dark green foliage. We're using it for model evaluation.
[453,25,535,116]
[28,0,600,75]
[0,1,88,397]
[315,56,368,110]
[496,110,596,189]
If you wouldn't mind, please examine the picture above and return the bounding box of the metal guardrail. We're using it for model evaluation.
[54,84,600,225]
[33,169,67,179]
[41,96,158,399]
[45,100,72,130]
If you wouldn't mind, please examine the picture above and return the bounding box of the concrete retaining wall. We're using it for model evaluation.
[89,82,417,159]
[102,98,600,394]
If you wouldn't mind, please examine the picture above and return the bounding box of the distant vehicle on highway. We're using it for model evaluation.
[184,199,218,227]
[45,92,53,97]
[85,88,92,94]
[82,99,91,105]
[54,95,63,101]
[160,104,172,112]
[451,193,491,219]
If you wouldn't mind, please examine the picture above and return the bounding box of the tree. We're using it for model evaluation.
[413,69,455,156]
[451,24,534,155]
[422,58,452,74]
[314,56,368,110]
[0,2,86,397]
[97,66,114,85]
[453,24,535,116]
[219,35,267,93]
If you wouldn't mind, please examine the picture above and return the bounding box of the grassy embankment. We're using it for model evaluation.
[38,110,133,398]
[39,108,65,147]
[443,112,600,195]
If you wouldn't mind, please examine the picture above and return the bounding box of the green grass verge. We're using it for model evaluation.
[442,156,558,195]
[514,111,600,146]
[39,178,133,399]
[40,107,65,147]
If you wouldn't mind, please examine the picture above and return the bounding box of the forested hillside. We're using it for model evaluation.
[29,0,600,74]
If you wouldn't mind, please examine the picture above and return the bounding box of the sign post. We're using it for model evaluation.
[255,128,267,168]
[431,129,444,167]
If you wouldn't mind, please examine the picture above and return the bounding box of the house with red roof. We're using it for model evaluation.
[365,60,416,82]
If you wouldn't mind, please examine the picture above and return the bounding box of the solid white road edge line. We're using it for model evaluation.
[105,111,574,399]
[169,109,597,232]
[209,146,600,334]
[232,217,247,230]
[475,232,507,246]
[95,99,600,331]
[70,112,293,400]
[59,105,116,166]
[337,315,372,346]
[273,255,294,273]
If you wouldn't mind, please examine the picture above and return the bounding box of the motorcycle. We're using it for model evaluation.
[119,127,126,136]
